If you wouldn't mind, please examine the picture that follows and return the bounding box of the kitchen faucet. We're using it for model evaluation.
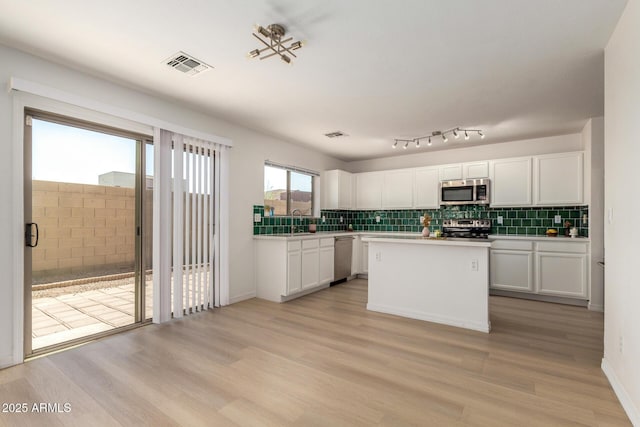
[291,209,303,234]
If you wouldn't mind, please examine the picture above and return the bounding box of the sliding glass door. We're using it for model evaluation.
[24,109,153,356]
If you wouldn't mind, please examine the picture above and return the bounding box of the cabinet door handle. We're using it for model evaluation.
[25,223,39,247]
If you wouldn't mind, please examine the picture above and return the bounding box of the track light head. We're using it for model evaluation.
[403,141,409,149]
[464,131,469,140]
[415,139,420,148]
[453,130,459,139]
[427,137,432,146]
[442,134,448,143]
[248,49,260,58]
[392,140,398,148]
[478,131,485,139]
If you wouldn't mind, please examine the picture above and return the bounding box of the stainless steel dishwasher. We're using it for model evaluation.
[333,236,354,284]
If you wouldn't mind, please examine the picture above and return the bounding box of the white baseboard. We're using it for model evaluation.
[228,291,256,304]
[366,303,490,333]
[588,302,604,312]
[602,357,639,426]
[0,354,18,370]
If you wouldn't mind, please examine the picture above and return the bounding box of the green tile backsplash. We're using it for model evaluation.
[252,204,589,237]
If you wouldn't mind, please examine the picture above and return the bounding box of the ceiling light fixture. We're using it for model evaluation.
[391,127,485,150]
[248,24,304,64]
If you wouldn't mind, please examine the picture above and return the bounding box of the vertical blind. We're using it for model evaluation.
[154,129,225,323]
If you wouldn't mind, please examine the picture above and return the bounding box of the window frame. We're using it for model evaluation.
[264,162,316,216]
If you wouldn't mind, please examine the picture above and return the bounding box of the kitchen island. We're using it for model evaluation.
[362,236,491,333]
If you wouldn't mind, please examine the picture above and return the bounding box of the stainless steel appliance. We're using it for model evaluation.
[440,179,490,206]
[333,236,354,284]
[442,218,491,239]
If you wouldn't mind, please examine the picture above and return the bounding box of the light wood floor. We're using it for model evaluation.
[0,279,630,426]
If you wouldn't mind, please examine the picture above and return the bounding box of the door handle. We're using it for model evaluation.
[25,223,39,247]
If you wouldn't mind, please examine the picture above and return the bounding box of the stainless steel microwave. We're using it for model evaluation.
[439,179,491,206]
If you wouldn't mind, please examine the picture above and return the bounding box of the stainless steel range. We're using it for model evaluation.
[442,218,491,239]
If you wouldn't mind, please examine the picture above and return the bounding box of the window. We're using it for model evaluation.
[264,163,315,216]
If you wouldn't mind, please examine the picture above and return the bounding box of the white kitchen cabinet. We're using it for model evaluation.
[356,172,383,210]
[490,157,532,206]
[463,161,489,179]
[413,167,439,209]
[534,152,583,206]
[301,239,320,290]
[319,238,335,285]
[490,250,534,292]
[382,169,413,209]
[255,237,329,302]
[490,238,589,302]
[361,241,369,274]
[287,245,302,295]
[439,164,463,181]
[321,169,353,210]
[351,235,361,275]
[535,241,588,298]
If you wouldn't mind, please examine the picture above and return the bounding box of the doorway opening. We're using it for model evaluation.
[24,109,153,356]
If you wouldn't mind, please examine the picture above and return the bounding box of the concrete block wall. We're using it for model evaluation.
[31,180,136,280]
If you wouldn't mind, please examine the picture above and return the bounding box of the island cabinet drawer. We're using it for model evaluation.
[491,240,533,251]
[536,241,588,254]
[302,239,319,250]
[320,238,334,248]
[288,241,302,252]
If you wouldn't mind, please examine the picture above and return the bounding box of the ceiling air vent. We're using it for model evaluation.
[324,131,348,138]
[165,51,212,76]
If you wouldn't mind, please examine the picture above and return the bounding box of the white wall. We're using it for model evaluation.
[602,0,640,424]
[0,44,345,367]
[347,133,583,173]
[582,118,605,312]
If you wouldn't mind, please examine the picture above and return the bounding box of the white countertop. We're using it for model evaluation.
[362,235,492,248]
[254,231,589,242]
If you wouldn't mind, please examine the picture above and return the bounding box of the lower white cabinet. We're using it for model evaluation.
[301,239,320,290]
[490,250,534,292]
[256,237,331,302]
[361,241,369,274]
[286,241,302,295]
[490,238,589,301]
[536,241,588,298]
[319,238,335,285]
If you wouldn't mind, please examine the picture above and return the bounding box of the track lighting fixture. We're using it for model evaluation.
[248,24,304,64]
[391,127,485,150]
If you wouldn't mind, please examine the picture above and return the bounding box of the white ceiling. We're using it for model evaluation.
[0,0,627,161]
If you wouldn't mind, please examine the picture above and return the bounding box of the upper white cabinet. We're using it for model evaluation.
[382,169,414,209]
[439,164,463,181]
[413,167,439,209]
[534,152,583,206]
[463,161,489,179]
[356,172,383,210]
[322,169,352,210]
[490,157,532,206]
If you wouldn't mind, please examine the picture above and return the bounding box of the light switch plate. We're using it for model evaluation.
[554,215,562,224]
[254,213,261,222]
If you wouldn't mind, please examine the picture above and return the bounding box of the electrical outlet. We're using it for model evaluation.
[254,213,261,222]
[619,335,624,354]
[375,215,381,223]
[554,215,562,224]
[375,252,382,261]
[582,214,588,225]
[471,259,478,271]
[322,215,326,223]
[340,216,344,223]
[497,216,503,225]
